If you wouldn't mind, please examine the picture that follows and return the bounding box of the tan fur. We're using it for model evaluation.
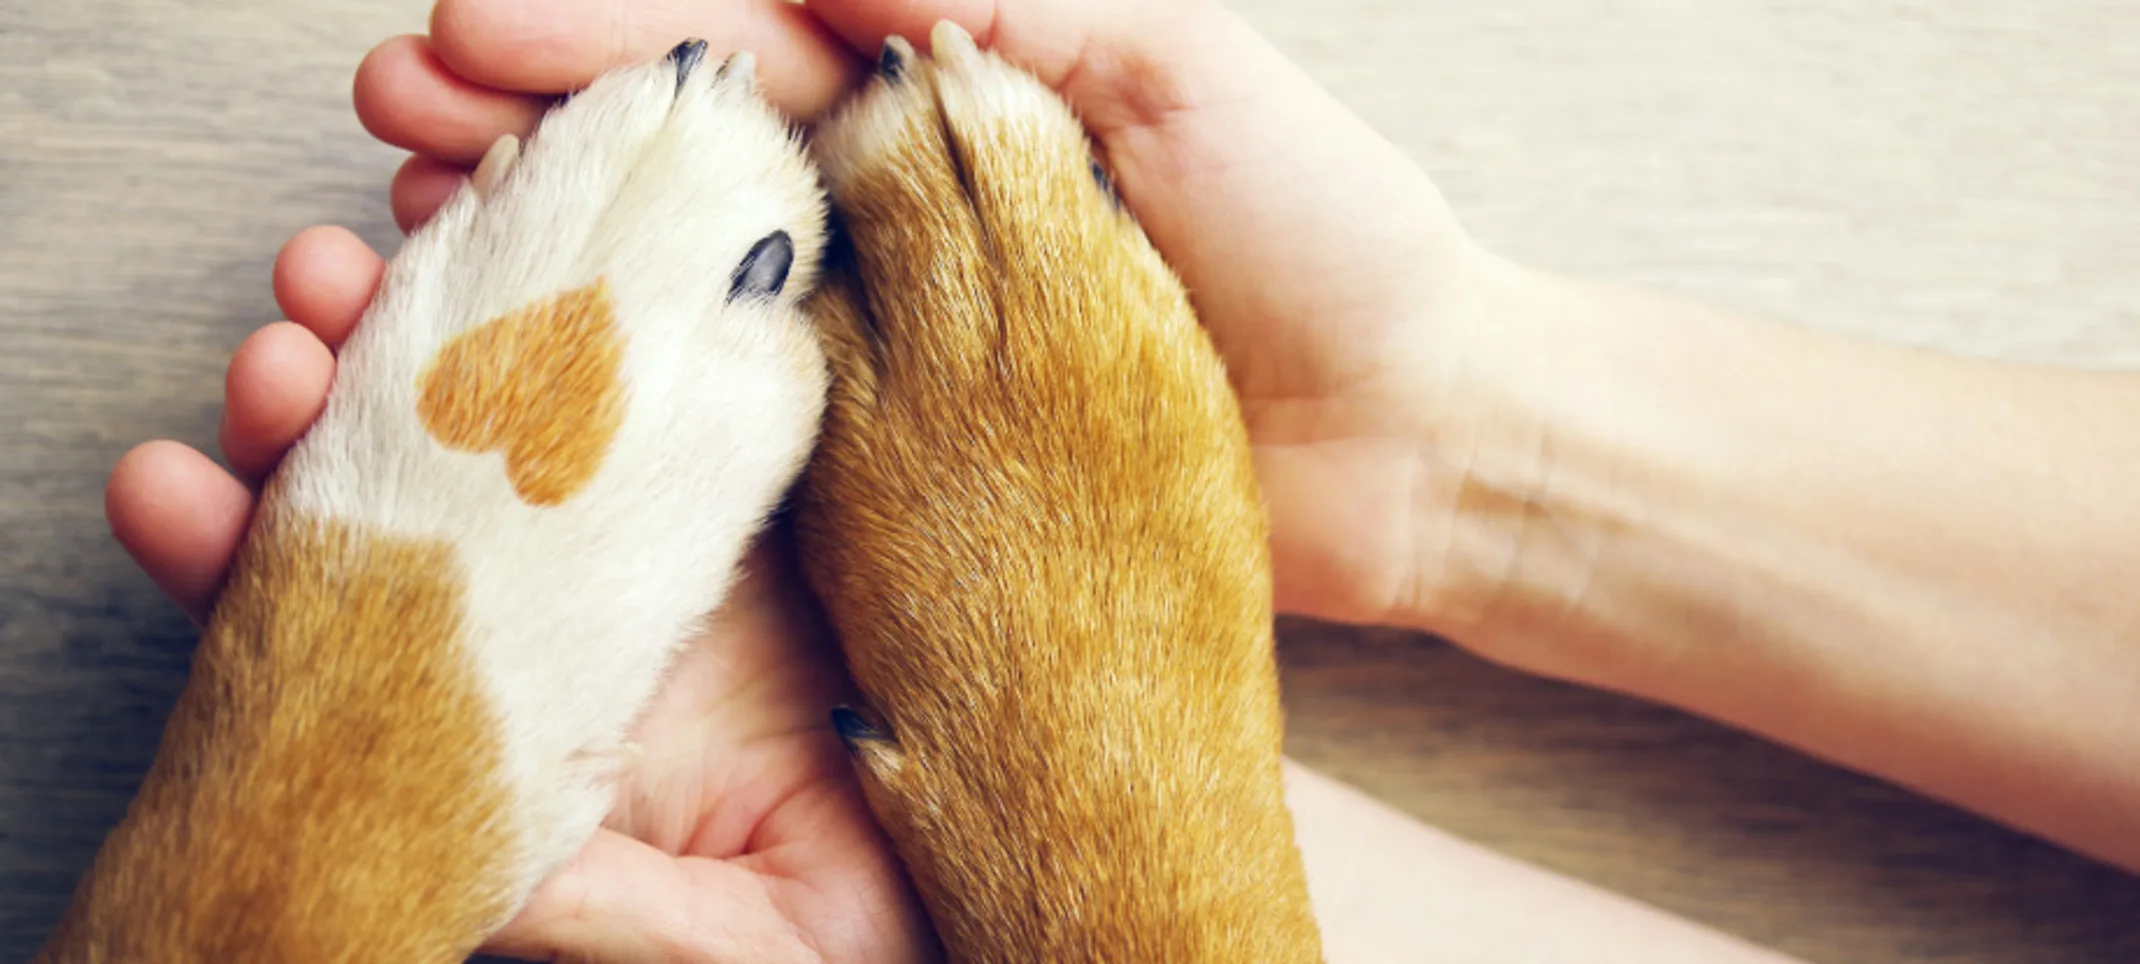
[37,504,515,962]
[417,279,627,507]
[795,28,1323,962]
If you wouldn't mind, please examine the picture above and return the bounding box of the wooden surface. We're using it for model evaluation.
[4,1,2137,960]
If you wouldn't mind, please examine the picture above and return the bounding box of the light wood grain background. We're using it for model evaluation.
[4,1,2137,960]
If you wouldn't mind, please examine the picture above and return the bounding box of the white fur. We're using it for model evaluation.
[270,51,828,901]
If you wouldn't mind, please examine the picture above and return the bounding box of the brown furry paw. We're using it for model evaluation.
[796,22,1322,963]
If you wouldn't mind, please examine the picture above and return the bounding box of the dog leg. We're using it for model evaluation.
[797,23,1323,963]
[40,41,828,963]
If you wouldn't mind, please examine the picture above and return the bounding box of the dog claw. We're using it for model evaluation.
[472,134,520,201]
[668,38,709,89]
[878,36,914,80]
[929,20,980,62]
[729,230,794,302]
[715,51,756,90]
[1090,158,1121,208]
[831,706,888,747]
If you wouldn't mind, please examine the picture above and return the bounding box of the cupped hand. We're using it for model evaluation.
[351,0,1521,637]
[108,0,1540,958]
[107,227,936,963]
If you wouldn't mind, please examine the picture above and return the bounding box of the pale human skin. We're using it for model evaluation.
[99,0,2140,959]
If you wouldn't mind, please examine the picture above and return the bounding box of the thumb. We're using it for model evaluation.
[482,829,820,964]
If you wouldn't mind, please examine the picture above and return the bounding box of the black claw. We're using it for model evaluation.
[668,39,710,89]
[729,231,795,302]
[831,707,887,748]
[877,38,908,80]
[1091,158,1121,208]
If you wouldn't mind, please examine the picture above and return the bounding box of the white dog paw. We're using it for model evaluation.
[252,37,830,922]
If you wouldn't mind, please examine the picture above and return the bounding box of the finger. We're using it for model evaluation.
[107,441,255,624]
[805,0,1221,137]
[822,0,1450,402]
[429,0,864,119]
[218,323,335,486]
[483,830,826,962]
[272,225,384,350]
[391,153,469,234]
[802,0,1110,88]
[805,0,1004,59]
[354,34,548,166]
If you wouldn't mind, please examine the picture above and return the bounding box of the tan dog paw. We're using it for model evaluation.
[796,23,1322,963]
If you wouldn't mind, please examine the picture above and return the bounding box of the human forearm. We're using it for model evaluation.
[1284,761,1805,964]
[1425,257,2140,870]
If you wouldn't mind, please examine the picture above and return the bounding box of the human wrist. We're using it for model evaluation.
[1369,253,1662,687]
[1385,255,1872,691]
[1438,264,2140,869]
[1382,238,2140,872]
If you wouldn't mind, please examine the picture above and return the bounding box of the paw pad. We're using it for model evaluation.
[417,282,627,507]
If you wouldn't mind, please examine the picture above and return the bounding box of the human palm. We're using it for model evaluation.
[474,541,932,961]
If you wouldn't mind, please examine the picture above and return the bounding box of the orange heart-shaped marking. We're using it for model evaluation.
[416,281,627,507]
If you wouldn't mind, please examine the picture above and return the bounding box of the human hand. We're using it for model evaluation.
[353,0,1542,648]
[104,228,937,963]
[104,0,1574,957]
